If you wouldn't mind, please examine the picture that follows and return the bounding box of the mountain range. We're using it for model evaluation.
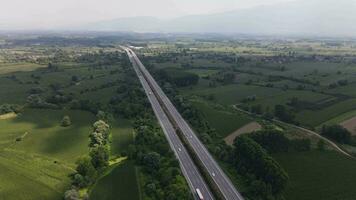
[81,0,356,37]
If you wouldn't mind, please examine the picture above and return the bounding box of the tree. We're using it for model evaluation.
[321,125,351,144]
[142,152,161,173]
[274,104,295,123]
[233,135,289,196]
[61,116,71,127]
[75,157,97,186]
[249,129,290,153]
[89,131,105,147]
[90,146,109,169]
[64,188,80,200]
[93,120,110,138]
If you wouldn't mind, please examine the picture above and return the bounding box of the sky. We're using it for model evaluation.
[0,0,296,29]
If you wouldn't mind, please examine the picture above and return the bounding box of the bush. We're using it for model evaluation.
[64,188,80,200]
[61,116,71,127]
[0,104,22,114]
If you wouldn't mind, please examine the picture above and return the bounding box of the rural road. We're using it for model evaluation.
[126,47,244,200]
[124,47,214,200]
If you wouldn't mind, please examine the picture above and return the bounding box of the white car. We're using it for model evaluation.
[178,148,182,152]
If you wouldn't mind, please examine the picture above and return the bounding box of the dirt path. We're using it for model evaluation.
[340,116,356,135]
[0,112,17,120]
[232,105,354,158]
[224,122,262,146]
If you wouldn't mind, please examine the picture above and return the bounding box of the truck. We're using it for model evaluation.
[196,188,204,200]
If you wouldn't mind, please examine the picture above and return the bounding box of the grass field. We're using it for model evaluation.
[90,161,140,200]
[296,98,356,127]
[0,108,95,200]
[192,101,252,137]
[0,62,46,74]
[319,109,356,127]
[0,107,138,200]
[273,151,356,200]
[183,84,330,109]
[0,149,72,200]
[4,109,96,163]
[110,118,134,157]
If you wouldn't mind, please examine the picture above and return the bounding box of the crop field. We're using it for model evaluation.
[90,161,140,200]
[273,151,356,200]
[1,109,95,163]
[0,45,141,199]
[0,62,46,74]
[110,118,134,156]
[296,98,356,127]
[2,35,356,200]
[0,108,95,200]
[0,149,72,200]
[192,100,252,137]
[140,39,356,200]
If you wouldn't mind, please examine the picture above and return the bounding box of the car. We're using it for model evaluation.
[178,148,182,151]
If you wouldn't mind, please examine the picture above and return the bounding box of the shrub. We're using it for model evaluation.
[61,116,71,127]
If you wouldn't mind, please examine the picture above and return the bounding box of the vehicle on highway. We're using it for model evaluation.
[196,188,204,200]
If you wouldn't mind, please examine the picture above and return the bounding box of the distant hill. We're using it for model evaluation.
[82,0,356,37]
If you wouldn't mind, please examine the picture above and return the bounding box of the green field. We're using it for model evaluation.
[110,118,134,157]
[296,99,356,127]
[273,151,356,200]
[90,161,140,200]
[0,62,46,74]
[192,101,252,137]
[183,84,330,109]
[0,108,95,200]
[0,107,138,200]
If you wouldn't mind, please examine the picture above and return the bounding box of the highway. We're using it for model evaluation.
[126,47,244,200]
[124,47,214,200]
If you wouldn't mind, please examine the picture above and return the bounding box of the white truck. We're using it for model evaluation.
[196,188,204,200]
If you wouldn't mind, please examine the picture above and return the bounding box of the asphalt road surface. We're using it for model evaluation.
[124,47,214,200]
[126,47,244,200]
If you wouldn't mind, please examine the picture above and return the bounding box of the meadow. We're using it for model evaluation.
[0,108,94,200]
[191,100,252,137]
[273,150,356,200]
[90,161,140,200]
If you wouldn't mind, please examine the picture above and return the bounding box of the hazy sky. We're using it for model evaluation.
[0,0,296,29]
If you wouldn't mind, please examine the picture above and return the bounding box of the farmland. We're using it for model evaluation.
[90,161,140,200]
[0,43,142,199]
[138,38,356,200]
[274,151,356,200]
[1,33,356,200]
